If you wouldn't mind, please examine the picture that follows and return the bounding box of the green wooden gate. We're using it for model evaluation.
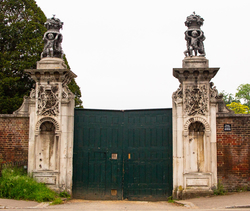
[73,109,172,200]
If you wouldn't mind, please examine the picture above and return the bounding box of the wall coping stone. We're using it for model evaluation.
[217,113,250,118]
[0,114,29,118]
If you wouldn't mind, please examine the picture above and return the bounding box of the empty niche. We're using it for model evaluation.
[188,122,205,172]
[36,121,58,171]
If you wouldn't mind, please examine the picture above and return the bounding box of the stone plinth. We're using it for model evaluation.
[182,56,209,68]
[172,57,220,199]
[37,58,67,69]
[24,58,76,194]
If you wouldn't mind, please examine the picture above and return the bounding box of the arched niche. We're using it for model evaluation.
[36,117,60,133]
[35,120,60,171]
[188,121,205,172]
[184,118,211,173]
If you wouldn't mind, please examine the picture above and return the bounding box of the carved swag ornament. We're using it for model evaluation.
[184,85,208,116]
[37,85,59,116]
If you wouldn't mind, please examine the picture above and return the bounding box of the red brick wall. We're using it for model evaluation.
[0,116,29,164]
[217,114,250,191]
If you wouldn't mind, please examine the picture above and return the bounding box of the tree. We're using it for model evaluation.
[220,90,239,105]
[226,102,250,114]
[63,55,83,108]
[235,84,250,108]
[0,0,82,113]
[0,0,46,114]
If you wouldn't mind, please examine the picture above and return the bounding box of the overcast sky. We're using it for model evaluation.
[35,0,250,110]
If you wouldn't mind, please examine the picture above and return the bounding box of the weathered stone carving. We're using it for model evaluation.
[37,85,59,116]
[173,84,183,103]
[184,85,208,115]
[41,15,64,58]
[30,88,36,99]
[184,12,206,57]
[62,86,73,99]
[209,82,219,98]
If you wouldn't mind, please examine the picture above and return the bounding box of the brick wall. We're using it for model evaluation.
[0,115,29,164]
[217,114,250,191]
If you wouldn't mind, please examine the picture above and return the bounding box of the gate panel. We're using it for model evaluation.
[73,110,123,199]
[123,110,172,200]
[73,109,172,200]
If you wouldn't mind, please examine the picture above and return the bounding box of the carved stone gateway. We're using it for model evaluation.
[172,13,221,199]
[15,17,76,194]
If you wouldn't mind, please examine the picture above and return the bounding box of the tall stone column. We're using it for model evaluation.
[172,12,221,199]
[23,16,76,194]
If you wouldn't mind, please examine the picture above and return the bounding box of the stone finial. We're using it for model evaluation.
[184,12,206,57]
[41,15,64,59]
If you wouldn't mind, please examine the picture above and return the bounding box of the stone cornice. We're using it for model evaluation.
[173,67,219,83]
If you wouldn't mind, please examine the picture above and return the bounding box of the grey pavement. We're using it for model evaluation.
[0,191,250,210]
[177,191,250,209]
[0,198,49,209]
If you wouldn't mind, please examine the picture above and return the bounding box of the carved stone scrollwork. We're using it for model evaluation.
[184,85,208,116]
[30,88,36,99]
[37,85,59,116]
[173,84,183,103]
[62,86,72,99]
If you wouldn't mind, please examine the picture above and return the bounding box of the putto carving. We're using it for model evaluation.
[184,12,205,57]
[37,85,59,116]
[41,15,64,59]
[173,84,183,103]
[184,85,208,116]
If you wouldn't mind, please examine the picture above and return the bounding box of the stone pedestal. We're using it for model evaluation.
[23,58,77,194]
[172,56,220,199]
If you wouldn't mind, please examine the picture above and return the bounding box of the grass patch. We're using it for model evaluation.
[50,197,63,205]
[0,167,59,202]
[59,191,71,199]
[167,196,175,203]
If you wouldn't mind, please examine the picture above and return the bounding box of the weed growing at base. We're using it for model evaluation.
[213,180,227,195]
[0,167,58,202]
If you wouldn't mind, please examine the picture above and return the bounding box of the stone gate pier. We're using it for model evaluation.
[172,13,221,199]
[14,16,76,194]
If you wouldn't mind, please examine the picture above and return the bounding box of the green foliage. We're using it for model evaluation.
[167,196,175,203]
[59,191,71,198]
[220,90,239,105]
[236,186,248,192]
[0,0,83,113]
[63,55,83,108]
[221,84,250,114]
[235,84,250,108]
[0,0,47,114]
[68,79,83,108]
[226,102,250,114]
[50,197,63,205]
[213,180,227,195]
[0,167,58,202]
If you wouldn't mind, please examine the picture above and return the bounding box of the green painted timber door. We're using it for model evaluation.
[73,109,172,200]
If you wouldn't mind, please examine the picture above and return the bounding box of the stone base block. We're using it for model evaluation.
[182,56,209,68]
[33,170,60,192]
[37,58,67,69]
[181,190,213,199]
